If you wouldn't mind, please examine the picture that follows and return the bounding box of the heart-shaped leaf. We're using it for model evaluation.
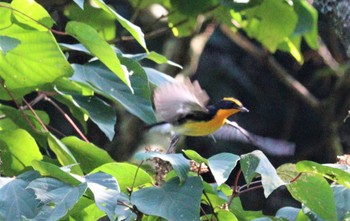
[131,177,202,221]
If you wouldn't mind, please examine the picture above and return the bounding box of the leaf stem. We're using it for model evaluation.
[129,160,144,199]
[0,3,67,35]
[21,97,48,132]
[0,81,39,132]
[44,95,89,142]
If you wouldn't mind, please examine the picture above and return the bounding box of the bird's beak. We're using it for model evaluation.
[239,106,249,112]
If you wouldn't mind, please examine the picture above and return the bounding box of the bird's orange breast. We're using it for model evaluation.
[173,109,240,136]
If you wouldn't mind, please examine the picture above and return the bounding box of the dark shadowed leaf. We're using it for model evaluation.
[131,177,202,221]
[71,60,156,124]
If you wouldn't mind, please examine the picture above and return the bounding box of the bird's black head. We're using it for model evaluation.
[215,97,249,112]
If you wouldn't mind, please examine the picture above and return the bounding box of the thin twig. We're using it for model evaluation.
[44,96,89,142]
[228,169,241,207]
[129,160,144,199]
[202,191,217,219]
[21,97,48,132]
[0,81,39,132]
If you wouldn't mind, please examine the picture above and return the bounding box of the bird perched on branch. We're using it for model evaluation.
[150,77,295,156]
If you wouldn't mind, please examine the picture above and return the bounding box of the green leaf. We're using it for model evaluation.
[277,163,299,183]
[73,0,85,9]
[0,36,20,55]
[62,136,114,173]
[333,185,350,221]
[229,197,264,221]
[11,0,55,30]
[85,172,120,220]
[134,151,190,182]
[240,150,284,197]
[143,67,175,86]
[27,178,87,221]
[66,21,132,91]
[208,152,240,185]
[0,22,72,99]
[0,129,42,176]
[90,162,153,193]
[0,105,49,147]
[71,95,116,141]
[92,0,148,51]
[0,4,12,29]
[293,0,318,49]
[65,2,116,41]
[48,134,83,175]
[31,160,81,186]
[217,210,238,221]
[242,0,298,52]
[287,173,337,221]
[66,197,105,221]
[71,60,156,124]
[183,149,208,164]
[276,207,301,221]
[131,176,202,221]
[296,161,350,189]
[0,171,40,220]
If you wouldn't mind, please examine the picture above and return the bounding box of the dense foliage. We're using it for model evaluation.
[0,0,349,220]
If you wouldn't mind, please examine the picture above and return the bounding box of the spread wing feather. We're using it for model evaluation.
[212,120,295,156]
[154,78,209,122]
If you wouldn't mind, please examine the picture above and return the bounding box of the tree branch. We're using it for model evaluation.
[220,24,320,109]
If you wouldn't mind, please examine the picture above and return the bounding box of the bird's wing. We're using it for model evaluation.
[154,78,210,122]
[212,120,295,156]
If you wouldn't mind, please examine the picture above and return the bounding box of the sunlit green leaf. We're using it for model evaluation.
[62,136,114,173]
[296,161,350,189]
[48,134,83,175]
[11,0,55,30]
[92,0,148,51]
[65,3,116,41]
[287,173,337,221]
[31,160,81,186]
[0,22,72,99]
[90,162,153,193]
[0,129,42,176]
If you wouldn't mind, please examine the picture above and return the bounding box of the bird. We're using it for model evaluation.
[150,77,295,156]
